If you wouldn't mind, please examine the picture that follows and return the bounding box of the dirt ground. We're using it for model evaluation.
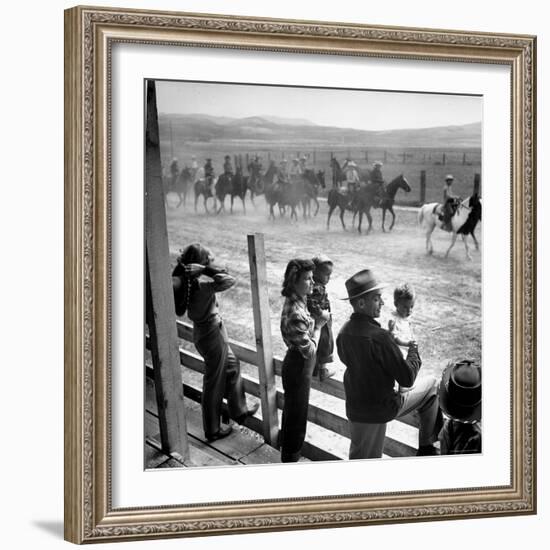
[164,192,482,380]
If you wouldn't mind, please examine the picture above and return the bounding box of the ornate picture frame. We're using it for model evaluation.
[64,5,536,543]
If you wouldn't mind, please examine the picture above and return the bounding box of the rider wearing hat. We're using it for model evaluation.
[288,157,302,184]
[343,158,360,193]
[438,360,482,454]
[336,269,443,459]
[440,174,459,230]
[370,161,385,205]
[204,158,215,191]
[170,157,179,181]
[223,155,234,176]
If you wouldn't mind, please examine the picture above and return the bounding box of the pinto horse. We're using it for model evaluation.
[355,174,411,234]
[418,195,482,260]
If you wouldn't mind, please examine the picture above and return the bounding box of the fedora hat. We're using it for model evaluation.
[342,269,387,301]
[438,360,481,422]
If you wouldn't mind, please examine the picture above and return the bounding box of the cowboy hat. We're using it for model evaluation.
[341,269,387,301]
[445,174,454,181]
[373,161,383,167]
[347,160,357,167]
[438,360,481,422]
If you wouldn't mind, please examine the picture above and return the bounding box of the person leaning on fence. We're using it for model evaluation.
[438,359,482,455]
[279,259,328,463]
[172,243,258,442]
[336,269,443,459]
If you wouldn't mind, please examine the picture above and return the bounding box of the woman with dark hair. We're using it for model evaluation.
[172,243,258,441]
[279,258,328,462]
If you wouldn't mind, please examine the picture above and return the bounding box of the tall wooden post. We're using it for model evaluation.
[247,234,279,446]
[384,150,387,163]
[420,170,426,205]
[365,150,369,163]
[145,80,188,460]
[442,152,446,165]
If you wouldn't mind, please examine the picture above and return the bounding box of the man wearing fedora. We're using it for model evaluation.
[337,269,443,459]
[438,360,482,454]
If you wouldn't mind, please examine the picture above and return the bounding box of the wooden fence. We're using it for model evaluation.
[146,233,420,463]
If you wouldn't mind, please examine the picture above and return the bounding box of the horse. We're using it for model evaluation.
[418,195,482,260]
[170,166,193,208]
[193,167,216,213]
[250,161,278,204]
[301,169,325,218]
[355,174,412,234]
[214,173,234,214]
[326,187,358,230]
[330,157,346,188]
[264,175,303,221]
[229,167,249,213]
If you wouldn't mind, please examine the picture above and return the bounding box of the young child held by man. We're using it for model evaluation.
[307,255,336,382]
[438,359,482,454]
[388,283,417,393]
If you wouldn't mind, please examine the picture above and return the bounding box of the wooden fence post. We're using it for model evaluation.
[384,150,387,163]
[145,80,189,460]
[247,234,279,446]
[442,152,446,165]
[420,170,426,205]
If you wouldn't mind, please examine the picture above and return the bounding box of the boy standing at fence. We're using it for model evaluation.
[307,255,336,382]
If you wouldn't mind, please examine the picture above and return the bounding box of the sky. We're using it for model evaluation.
[156,79,482,131]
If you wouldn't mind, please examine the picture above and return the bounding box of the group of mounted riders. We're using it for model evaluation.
[166,152,460,233]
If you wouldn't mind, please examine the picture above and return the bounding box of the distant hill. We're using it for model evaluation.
[158,113,481,149]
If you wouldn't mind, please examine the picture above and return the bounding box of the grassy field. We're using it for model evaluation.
[165,193,482,381]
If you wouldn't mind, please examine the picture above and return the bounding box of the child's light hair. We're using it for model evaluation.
[394,283,416,304]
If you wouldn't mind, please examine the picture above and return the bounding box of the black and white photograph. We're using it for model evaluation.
[145,78,483,468]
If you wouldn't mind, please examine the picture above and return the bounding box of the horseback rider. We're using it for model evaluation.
[223,155,234,176]
[440,174,459,230]
[370,161,385,205]
[288,157,303,185]
[189,155,199,182]
[170,157,179,183]
[277,159,289,184]
[343,159,360,193]
[204,158,215,193]
[248,155,263,189]
[299,154,308,174]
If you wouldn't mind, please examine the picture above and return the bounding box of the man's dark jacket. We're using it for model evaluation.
[337,313,421,423]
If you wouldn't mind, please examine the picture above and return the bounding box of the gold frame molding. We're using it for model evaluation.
[64,5,537,544]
